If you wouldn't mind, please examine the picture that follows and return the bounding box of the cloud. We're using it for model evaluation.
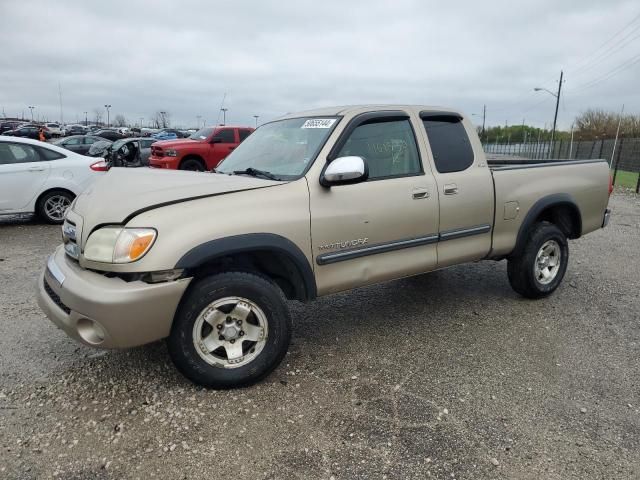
[1,0,638,129]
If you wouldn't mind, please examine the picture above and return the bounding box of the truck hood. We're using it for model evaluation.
[73,168,282,231]
[153,138,201,148]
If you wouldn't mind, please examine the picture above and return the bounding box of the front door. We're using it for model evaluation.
[0,142,51,211]
[308,114,440,295]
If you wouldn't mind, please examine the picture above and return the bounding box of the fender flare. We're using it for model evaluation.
[175,233,317,300]
[511,193,582,257]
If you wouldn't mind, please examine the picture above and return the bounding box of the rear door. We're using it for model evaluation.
[63,136,85,153]
[419,112,494,267]
[0,142,52,211]
[238,129,253,144]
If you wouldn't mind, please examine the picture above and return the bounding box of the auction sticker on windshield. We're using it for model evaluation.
[301,119,336,129]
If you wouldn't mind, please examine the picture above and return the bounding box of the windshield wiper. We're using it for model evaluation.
[232,168,280,180]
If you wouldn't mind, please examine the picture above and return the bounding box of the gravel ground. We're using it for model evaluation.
[0,193,639,480]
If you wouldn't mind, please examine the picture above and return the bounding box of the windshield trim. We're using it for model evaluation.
[217,115,343,181]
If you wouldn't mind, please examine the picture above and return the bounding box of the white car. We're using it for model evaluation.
[0,137,107,224]
[45,123,63,137]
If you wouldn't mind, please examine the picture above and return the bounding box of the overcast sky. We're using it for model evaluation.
[1,0,639,130]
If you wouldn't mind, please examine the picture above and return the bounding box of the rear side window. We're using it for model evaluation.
[335,119,422,180]
[36,146,66,160]
[0,143,41,164]
[239,129,252,142]
[215,129,235,143]
[422,116,474,173]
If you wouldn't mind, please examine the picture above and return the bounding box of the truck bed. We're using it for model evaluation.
[487,157,610,257]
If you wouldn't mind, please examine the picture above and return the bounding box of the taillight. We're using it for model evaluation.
[90,160,109,171]
[608,174,613,196]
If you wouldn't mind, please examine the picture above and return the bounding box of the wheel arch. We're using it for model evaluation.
[510,193,582,257]
[175,233,317,301]
[35,187,76,210]
[179,155,206,170]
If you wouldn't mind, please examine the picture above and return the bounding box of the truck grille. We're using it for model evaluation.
[151,146,164,157]
[43,278,71,315]
[62,220,79,260]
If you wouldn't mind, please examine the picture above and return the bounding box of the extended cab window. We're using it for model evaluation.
[215,129,235,143]
[335,119,421,179]
[422,116,474,173]
[238,129,252,142]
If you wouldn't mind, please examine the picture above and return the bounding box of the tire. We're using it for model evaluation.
[179,157,205,171]
[168,271,292,388]
[507,221,569,299]
[37,190,74,224]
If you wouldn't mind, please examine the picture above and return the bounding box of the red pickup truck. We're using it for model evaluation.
[149,126,253,171]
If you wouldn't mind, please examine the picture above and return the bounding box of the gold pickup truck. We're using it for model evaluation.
[37,105,612,388]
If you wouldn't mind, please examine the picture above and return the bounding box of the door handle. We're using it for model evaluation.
[444,183,458,195]
[28,166,45,172]
[412,188,430,199]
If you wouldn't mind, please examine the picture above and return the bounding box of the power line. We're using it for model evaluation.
[568,27,640,78]
[567,11,640,74]
[569,52,640,93]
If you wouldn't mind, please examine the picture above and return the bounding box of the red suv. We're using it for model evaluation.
[149,126,253,171]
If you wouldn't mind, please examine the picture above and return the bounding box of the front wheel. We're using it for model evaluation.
[168,272,292,388]
[507,222,569,299]
[179,158,205,171]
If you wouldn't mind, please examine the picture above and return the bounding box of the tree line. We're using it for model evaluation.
[482,109,640,144]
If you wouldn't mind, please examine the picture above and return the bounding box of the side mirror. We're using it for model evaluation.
[320,156,368,187]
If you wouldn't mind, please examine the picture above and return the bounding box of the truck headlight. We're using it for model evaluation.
[165,149,177,157]
[84,227,157,263]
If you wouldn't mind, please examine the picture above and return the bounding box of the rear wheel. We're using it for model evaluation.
[168,272,291,388]
[37,190,74,224]
[507,222,569,298]
[179,157,205,171]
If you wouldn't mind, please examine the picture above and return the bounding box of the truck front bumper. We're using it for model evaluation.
[602,208,612,228]
[37,246,191,349]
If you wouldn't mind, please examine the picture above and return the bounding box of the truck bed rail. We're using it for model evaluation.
[487,156,606,171]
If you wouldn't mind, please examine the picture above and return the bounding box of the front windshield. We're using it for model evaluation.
[189,127,214,140]
[216,117,339,179]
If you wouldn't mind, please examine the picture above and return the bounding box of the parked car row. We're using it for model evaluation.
[0,124,53,140]
[0,123,254,225]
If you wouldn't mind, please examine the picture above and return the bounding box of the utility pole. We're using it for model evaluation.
[58,82,64,126]
[253,115,259,128]
[610,104,625,167]
[569,122,575,159]
[534,70,563,158]
[28,106,35,122]
[104,104,111,127]
[160,111,167,128]
[550,70,563,157]
[84,111,88,126]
